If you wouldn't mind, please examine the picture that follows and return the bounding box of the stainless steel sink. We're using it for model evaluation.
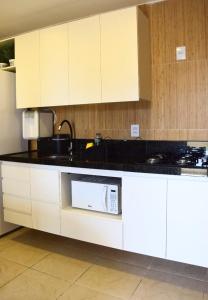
[42,155,70,160]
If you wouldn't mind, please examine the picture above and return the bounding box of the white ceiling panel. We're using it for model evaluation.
[0,0,160,39]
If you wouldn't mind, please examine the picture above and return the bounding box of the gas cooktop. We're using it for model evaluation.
[145,149,207,167]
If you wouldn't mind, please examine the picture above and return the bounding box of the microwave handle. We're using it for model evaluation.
[102,185,108,211]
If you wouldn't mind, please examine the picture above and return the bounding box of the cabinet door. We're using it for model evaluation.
[40,24,69,107]
[3,194,31,214]
[30,168,59,203]
[4,209,33,228]
[2,164,30,181]
[100,7,139,102]
[69,16,101,104]
[32,201,60,234]
[167,178,208,267]
[61,209,122,249]
[15,31,40,108]
[2,176,30,198]
[123,176,167,258]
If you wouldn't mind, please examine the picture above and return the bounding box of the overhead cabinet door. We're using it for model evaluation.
[100,7,139,102]
[40,24,69,107]
[68,16,101,104]
[15,31,40,108]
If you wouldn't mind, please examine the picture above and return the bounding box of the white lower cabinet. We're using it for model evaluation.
[30,168,59,204]
[167,178,208,268]
[1,163,60,234]
[3,194,31,214]
[3,161,208,269]
[2,178,30,199]
[32,201,60,235]
[61,208,122,249]
[30,168,60,234]
[4,210,33,228]
[2,164,32,228]
[122,176,167,258]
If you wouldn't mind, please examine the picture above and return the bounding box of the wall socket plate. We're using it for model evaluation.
[131,124,140,137]
[176,46,186,61]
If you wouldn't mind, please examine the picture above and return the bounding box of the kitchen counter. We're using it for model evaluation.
[0,150,189,176]
[0,139,207,176]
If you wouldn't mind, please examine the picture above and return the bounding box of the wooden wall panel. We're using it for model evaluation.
[54,0,208,141]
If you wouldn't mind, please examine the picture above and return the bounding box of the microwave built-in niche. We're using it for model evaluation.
[60,173,122,215]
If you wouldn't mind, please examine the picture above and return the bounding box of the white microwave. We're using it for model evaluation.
[71,175,121,214]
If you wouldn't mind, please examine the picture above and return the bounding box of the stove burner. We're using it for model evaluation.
[175,157,196,166]
[146,154,166,165]
[175,154,197,166]
[145,153,200,167]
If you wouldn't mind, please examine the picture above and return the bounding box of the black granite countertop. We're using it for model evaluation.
[0,139,207,176]
[0,150,184,176]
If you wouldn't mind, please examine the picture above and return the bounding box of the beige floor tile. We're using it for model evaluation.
[59,284,122,300]
[95,247,153,269]
[1,228,30,240]
[0,239,17,252]
[12,230,98,263]
[0,269,70,300]
[94,257,147,278]
[131,278,204,300]
[0,243,49,267]
[13,228,66,249]
[0,257,26,287]
[10,230,151,268]
[77,262,142,299]
[145,268,207,293]
[150,258,208,281]
[33,253,92,282]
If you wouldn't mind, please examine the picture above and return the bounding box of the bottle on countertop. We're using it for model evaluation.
[94,133,102,146]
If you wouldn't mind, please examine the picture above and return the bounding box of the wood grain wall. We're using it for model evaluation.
[54,0,208,141]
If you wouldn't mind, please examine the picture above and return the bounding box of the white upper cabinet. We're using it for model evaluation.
[68,16,101,105]
[40,24,69,107]
[14,6,150,108]
[167,178,208,268]
[15,31,40,108]
[100,7,139,103]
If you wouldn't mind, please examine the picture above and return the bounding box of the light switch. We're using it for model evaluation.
[131,124,140,137]
[176,46,186,61]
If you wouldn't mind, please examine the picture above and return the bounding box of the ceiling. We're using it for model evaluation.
[0,0,160,39]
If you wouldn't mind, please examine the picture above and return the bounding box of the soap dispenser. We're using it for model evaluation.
[22,109,54,139]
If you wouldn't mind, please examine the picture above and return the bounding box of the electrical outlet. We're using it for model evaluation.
[131,124,140,137]
[176,46,186,61]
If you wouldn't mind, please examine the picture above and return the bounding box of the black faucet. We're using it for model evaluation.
[58,120,74,159]
[58,120,74,139]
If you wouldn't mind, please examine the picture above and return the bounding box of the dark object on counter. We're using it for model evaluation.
[37,135,71,156]
[94,133,102,146]
[51,134,71,155]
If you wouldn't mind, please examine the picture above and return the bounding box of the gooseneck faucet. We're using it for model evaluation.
[58,119,74,139]
[58,120,74,159]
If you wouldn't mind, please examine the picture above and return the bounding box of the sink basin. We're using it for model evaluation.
[42,154,70,160]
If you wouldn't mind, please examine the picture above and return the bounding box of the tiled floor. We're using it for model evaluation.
[0,228,207,299]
